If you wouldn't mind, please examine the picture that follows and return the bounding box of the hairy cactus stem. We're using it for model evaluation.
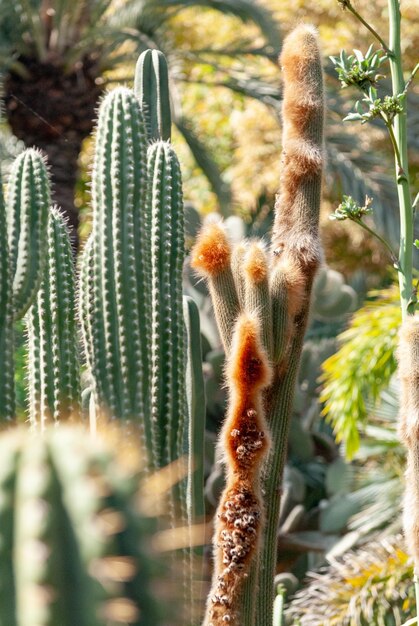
[254,24,324,624]
[191,222,240,354]
[203,314,272,626]
[398,318,419,571]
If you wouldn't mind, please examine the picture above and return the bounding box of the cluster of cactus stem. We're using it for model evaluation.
[0,48,204,624]
[191,24,324,626]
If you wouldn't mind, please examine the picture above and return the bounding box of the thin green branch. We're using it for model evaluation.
[353,217,399,267]
[341,0,391,54]
[405,62,419,91]
[387,0,414,319]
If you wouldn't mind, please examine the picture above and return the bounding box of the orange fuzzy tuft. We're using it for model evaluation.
[227,315,272,392]
[190,222,231,276]
[244,242,268,284]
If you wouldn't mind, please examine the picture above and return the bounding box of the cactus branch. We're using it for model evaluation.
[203,314,272,626]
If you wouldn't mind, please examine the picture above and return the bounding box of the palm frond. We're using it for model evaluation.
[320,286,401,459]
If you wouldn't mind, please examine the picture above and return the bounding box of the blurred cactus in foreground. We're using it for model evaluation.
[0,425,162,626]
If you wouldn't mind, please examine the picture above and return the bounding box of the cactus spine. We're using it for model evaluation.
[26,208,81,426]
[134,49,172,142]
[192,25,324,626]
[0,426,161,626]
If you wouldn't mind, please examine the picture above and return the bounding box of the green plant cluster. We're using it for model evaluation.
[0,48,204,625]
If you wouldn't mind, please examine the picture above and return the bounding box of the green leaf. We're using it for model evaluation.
[320,286,401,459]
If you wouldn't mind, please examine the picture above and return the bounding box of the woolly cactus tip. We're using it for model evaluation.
[244,242,268,284]
[280,24,320,71]
[227,314,272,391]
[191,222,231,276]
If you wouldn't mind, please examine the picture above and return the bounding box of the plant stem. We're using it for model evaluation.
[353,217,398,265]
[387,0,413,318]
[405,62,419,91]
[345,1,391,54]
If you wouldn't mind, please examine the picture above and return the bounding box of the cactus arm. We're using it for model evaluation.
[0,174,15,420]
[147,140,186,468]
[191,222,240,353]
[26,208,81,427]
[243,241,273,356]
[134,49,172,142]
[183,295,206,524]
[203,314,272,626]
[6,148,50,320]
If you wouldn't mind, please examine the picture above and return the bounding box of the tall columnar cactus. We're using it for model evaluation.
[134,49,172,142]
[80,84,194,477]
[6,148,50,320]
[0,147,51,421]
[0,426,161,626]
[0,175,14,420]
[26,208,81,427]
[147,140,186,468]
[192,25,324,625]
[82,87,150,430]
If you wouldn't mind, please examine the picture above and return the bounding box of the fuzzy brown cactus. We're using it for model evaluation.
[398,318,419,568]
[192,23,324,626]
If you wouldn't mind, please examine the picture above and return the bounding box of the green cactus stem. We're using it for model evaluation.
[0,173,15,420]
[182,295,206,526]
[6,148,50,320]
[26,208,81,427]
[0,426,161,626]
[134,49,172,142]
[84,87,151,432]
[147,140,187,469]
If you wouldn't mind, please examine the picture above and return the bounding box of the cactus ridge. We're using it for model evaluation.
[26,208,81,426]
[6,148,50,320]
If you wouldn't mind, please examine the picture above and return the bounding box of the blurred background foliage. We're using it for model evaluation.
[1,0,419,623]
